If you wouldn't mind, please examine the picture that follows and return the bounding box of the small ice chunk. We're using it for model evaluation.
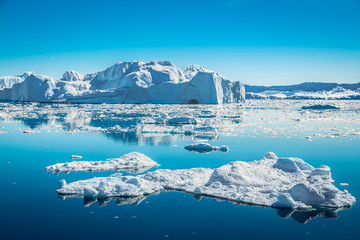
[71,155,82,159]
[58,179,66,188]
[184,143,229,153]
[167,117,197,125]
[23,130,38,134]
[301,105,340,110]
[219,146,229,152]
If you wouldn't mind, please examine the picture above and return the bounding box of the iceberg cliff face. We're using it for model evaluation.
[0,72,33,90]
[0,74,57,102]
[0,61,245,104]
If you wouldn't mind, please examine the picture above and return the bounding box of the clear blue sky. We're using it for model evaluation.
[0,0,359,85]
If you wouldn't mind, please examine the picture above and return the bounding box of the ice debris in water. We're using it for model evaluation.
[56,152,355,209]
[1,100,359,142]
[71,155,82,159]
[167,117,198,125]
[184,143,229,153]
[46,152,159,174]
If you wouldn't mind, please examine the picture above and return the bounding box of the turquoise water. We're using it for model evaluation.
[0,102,359,239]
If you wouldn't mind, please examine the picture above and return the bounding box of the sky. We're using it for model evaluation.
[0,0,359,85]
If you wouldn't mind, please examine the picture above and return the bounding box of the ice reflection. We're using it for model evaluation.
[2,100,359,144]
[58,192,348,224]
[277,207,344,224]
[0,102,243,145]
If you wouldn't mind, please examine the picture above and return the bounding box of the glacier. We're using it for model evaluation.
[0,61,245,104]
[55,152,355,209]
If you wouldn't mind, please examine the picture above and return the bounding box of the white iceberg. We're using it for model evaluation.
[46,152,159,174]
[56,152,355,209]
[0,61,245,104]
[0,72,32,90]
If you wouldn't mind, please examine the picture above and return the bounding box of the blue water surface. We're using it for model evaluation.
[0,110,359,240]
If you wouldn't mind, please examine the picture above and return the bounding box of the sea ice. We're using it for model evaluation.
[46,152,159,174]
[167,116,198,125]
[56,152,355,209]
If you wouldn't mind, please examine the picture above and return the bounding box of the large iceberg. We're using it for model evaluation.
[0,61,245,104]
[56,152,355,209]
[0,72,33,90]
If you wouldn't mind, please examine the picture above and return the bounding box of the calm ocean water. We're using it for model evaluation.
[0,102,359,239]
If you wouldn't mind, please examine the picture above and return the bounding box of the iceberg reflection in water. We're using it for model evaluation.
[277,207,346,224]
[58,192,345,224]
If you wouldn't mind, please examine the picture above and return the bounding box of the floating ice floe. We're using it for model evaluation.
[140,125,218,138]
[167,116,198,125]
[184,143,229,153]
[46,152,159,174]
[71,155,83,159]
[23,130,39,134]
[301,105,340,110]
[56,152,355,209]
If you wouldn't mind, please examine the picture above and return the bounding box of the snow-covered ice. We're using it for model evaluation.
[46,152,159,174]
[56,152,355,209]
